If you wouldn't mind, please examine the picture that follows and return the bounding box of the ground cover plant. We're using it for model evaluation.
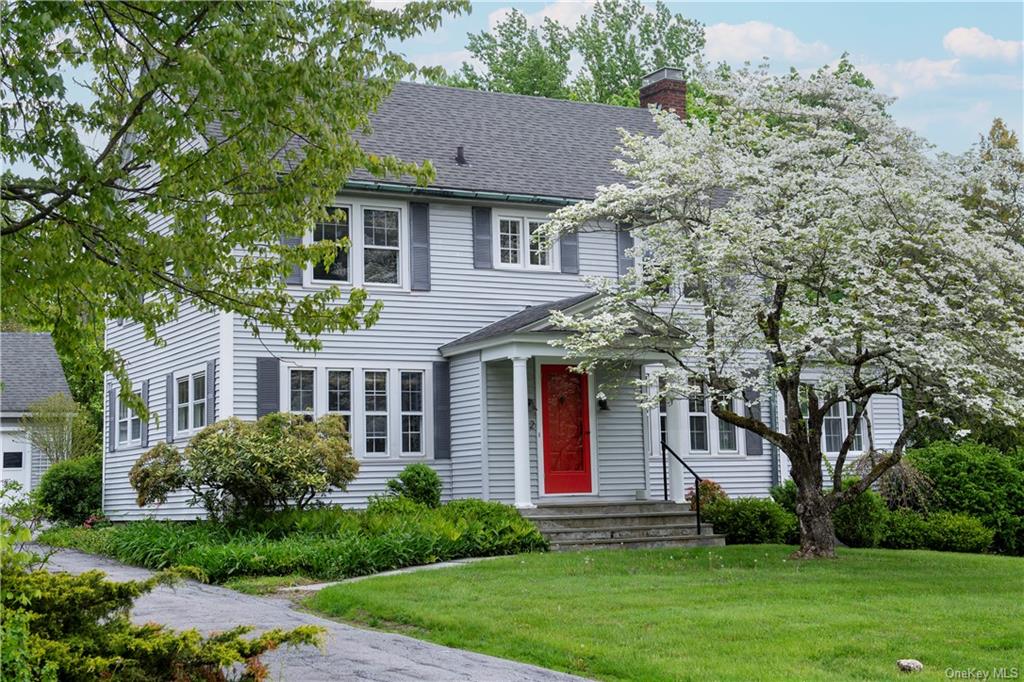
[39,498,546,584]
[310,545,1024,681]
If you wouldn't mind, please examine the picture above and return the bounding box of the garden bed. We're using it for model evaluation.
[38,498,547,583]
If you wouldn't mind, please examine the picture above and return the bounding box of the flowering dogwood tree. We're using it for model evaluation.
[542,65,1024,558]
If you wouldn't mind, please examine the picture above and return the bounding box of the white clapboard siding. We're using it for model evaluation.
[450,351,484,499]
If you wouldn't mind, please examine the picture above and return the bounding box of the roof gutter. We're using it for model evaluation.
[344,180,580,207]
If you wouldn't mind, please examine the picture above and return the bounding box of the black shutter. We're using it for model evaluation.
[410,202,431,291]
[140,380,149,448]
[432,360,451,460]
[617,224,634,276]
[107,387,116,452]
[472,206,493,269]
[281,234,303,285]
[256,357,280,418]
[744,388,764,455]
[206,359,217,422]
[560,232,579,274]
[165,373,174,443]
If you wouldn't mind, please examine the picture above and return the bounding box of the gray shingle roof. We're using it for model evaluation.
[440,293,597,354]
[0,333,72,413]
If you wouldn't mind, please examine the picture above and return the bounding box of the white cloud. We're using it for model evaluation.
[488,2,595,30]
[704,21,832,66]
[409,48,474,72]
[943,27,1022,62]
[859,58,964,97]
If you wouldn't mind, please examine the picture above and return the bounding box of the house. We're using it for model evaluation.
[0,332,73,495]
[102,70,905,532]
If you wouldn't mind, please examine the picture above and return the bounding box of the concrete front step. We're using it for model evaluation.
[526,500,689,516]
[527,511,701,530]
[542,523,704,542]
[550,534,726,551]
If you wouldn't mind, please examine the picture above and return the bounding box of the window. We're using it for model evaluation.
[823,401,866,453]
[3,452,23,469]
[659,394,668,446]
[117,392,142,444]
[363,207,400,283]
[401,371,424,454]
[175,370,207,434]
[499,218,521,264]
[364,370,388,454]
[718,404,738,452]
[313,206,349,282]
[688,396,708,452]
[528,220,549,266]
[290,369,314,413]
[327,370,351,432]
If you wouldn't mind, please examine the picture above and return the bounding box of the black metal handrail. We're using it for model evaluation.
[661,440,703,536]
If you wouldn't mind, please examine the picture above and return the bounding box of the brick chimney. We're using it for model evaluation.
[639,67,686,119]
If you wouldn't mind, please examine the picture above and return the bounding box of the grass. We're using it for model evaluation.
[310,545,1024,681]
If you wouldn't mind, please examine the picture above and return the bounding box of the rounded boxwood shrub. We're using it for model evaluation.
[704,497,794,545]
[833,482,887,548]
[908,441,1024,555]
[36,453,102,524]
[925,511,994,553]
[881,509,931,549]
[385,463,442,508]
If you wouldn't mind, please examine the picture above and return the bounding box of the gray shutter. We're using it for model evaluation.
[166,373,174,443]
[617,224,634,276]
[256,357,281,418]
[206,359,217,422]
[472,206,492,269]
[744,388,764,455]
[140,379,150,448]
[107,387,116,452]
[410,202,431,291]
[432,360,451,460]
[281,234,303,285]
[560,232,579,274]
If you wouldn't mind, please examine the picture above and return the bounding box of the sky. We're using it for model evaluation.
[386,1,1024,153]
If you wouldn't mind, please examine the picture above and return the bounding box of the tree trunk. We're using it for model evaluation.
[791,462,838,559]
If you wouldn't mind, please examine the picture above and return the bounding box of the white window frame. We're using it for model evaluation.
[116,388,143,447]
[363,368,390,458]
[686,395,746,457]
[288,367,316,414]
[304,198,408,290]
[824,401,866,454]
[399,370,425,457]
[310,205,352,285]
[279,362,433,460]
[174,366,208,436]
[492,211,559,272]
[326,368,353,434]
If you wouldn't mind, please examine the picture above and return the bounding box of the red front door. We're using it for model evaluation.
[541,364,592,494]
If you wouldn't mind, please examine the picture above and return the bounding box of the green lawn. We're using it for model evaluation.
[310,545,1024,681]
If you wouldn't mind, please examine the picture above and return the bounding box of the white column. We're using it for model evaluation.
[665,398,687,503]
[512,356,534,508]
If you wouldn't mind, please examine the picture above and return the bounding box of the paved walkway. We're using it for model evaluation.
[43,548,585,682]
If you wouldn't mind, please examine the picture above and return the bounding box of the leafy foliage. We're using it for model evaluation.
[20,393,100,464]
[439,0,703,105]
[36,454,102,525]
[908,441,1024,555]
[703,497,795,545]
[880,509,933,550]
[921,512,994,554]
[40,500,547,583]
[129,413,359,521]
[685,478,728,512]
[385,463,443,508]
[832,481,887,548]
[1,0,468,406]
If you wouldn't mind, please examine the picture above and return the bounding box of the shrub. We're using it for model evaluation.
[832,481,887,548]
[925,512,994,554]
[908,441,1024,555]
[685,479,728,512]
[385,463,443,508]
[0,563,322,681]
[20,393,100,464]
[129,413,360,521]
[881,509,932,549]
[704,497,794,545]
[35,454,101,524]
[769,480,797,514]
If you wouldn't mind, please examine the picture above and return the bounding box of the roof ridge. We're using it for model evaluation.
[396,79,655,116]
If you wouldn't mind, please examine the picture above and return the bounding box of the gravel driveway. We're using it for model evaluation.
[42,547,585,682]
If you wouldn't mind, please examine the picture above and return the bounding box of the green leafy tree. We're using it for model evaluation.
[442,9,572,99]
[20,393,100,464]
[438,0,703,106]
[1,0,467,410]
